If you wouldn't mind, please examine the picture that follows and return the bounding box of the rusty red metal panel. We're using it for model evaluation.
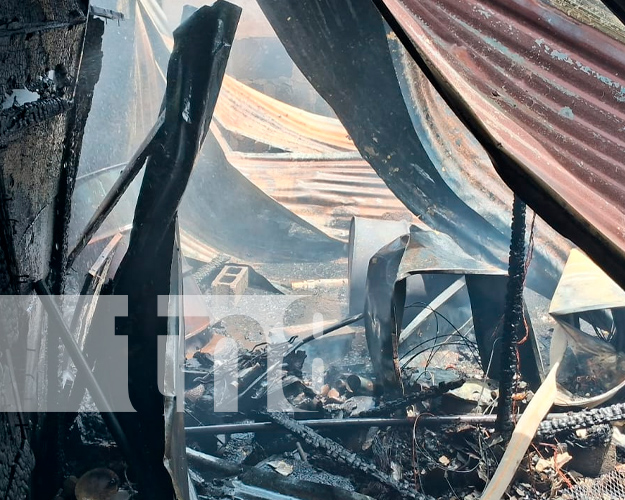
[380,0,625,286]
[390,40,571,279]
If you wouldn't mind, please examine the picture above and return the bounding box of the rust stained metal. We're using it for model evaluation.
[391,43,571,277]
[377,0,625,287]
[228,154,416,239]
[215,76,357,154]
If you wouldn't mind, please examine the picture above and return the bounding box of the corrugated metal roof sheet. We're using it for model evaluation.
[215,76,356,154]
[377,0,625,288]
[229,154,416,239]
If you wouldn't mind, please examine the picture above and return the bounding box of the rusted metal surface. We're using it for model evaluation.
[378,0,625,289]
[216,75,356,154]
[258,0,565,297]
[390,43,571,283]
[228,155,415,239]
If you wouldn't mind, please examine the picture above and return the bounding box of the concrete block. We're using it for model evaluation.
[211,265,249,296]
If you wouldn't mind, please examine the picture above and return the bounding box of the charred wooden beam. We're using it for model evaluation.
[262,411,431,500]
[65,112,164,268]
[48,15,104,290]
[0,18,86,37]
[496,196,527,437]
[84,3,241,499]
[0,98,72,143]
[357,379,464,417]
[536,401,625,439]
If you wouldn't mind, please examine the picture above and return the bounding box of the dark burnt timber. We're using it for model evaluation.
[48,15,105,294]
[46,14,104,413]
[357,379,465,417]
[262,411,431,500]
[0,98,72,142]
[496,196,527,437]
[0,1,93,498]
[39,17,104,498]
[537,401,625,439]
[257,0,557,298]
[84,4,240,499]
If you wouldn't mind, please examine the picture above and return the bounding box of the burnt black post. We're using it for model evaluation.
[84,3,240,499]
[496,195,527,437]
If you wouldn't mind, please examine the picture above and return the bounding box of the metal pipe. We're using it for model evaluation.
[34,280,135,465]
[346,374,375,395]
[295,312,363,347]
[186,413,568,436]
[186,447,242,476]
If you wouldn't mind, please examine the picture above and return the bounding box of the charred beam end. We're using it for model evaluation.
[537,402,625,439]
[262,411,431,500]
[496,195,527,436]
[0,98,72,143]
[358,379,465,417]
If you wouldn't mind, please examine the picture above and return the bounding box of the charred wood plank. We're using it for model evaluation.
[496,196,527,437]
[262,411,431,500]
[537,402,625,439]
[0,98,72,143]
[357,379,465,417]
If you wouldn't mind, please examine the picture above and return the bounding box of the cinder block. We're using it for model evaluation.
[211,265,249,296]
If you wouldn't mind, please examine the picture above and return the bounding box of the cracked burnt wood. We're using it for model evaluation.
[0,1,94,499]
[82,4,241,499]
[257,0,560,297]
[263,411,432,500]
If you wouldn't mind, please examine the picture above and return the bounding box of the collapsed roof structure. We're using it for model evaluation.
[3,0,625,499]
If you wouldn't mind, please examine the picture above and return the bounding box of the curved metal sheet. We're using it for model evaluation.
[378,0,625,289]
[550,248,625,316]
[257,0,565,297]
[388,38,571,286]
